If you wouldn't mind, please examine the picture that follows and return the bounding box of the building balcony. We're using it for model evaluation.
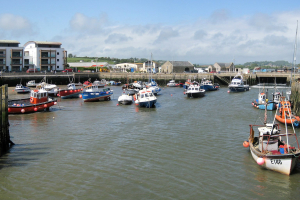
[0,61,5,65]
[11,61,22,65]
[0,54,5,58]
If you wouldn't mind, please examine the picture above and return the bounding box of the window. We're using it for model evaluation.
[57,66,59,68]
[57,52,59,55]
[57,59,59,62]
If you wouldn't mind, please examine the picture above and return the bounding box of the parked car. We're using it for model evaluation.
[62,69,73,72]
[26,68,40,73]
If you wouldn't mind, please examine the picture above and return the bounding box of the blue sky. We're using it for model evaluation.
[1,0,300,64]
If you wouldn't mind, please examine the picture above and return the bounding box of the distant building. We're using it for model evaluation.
[0,40,23,72]
[68,62,109,72]
[140,61,159,73]
[24,41,67,72]
[115,63,138,72]
[208,62,235,72]
[161,61,194,73]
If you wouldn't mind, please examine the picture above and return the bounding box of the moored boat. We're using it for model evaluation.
[167,80,178,87]
[82,85,113,102]
[251,90,276,111]
[200,78,219,91]
[8,88,57,114]
[58,83,83,99]
[245,101,300,175]
[185,82,205,98]
[135,88,157,108]
[118,92,133,105]
[228,74,249,92]
[15,84,31,94]
[275,97,300,127]
[26,80,37,87]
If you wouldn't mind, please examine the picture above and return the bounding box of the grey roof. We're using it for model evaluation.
[216,62,233,68]
[170,61,194,67]
[24,41,62,46]
[0,40,20,44]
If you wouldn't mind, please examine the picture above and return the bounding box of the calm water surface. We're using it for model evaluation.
[1,85,300,199]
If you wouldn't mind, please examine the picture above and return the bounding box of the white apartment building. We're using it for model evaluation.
[115,63,138,72]
[24,41,67,72]
[0,40,23,72]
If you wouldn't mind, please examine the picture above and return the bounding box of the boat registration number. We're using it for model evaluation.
[270,159,282,165]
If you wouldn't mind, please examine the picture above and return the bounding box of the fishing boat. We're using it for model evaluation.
[134,88,157,108]
[8,88,57,114]
[183,80,191,89]
[252,89,276,111]
[133,81,145,90]
[26,80,37,87]
[15,84,31,94]
[185,82,205,98]
[93,79,105,88]
[82,85,113,102]
[83,79,92,87]
[118,91,133,105]
[245,100,300,175]
[167,80,178,87]
[228,74,249,92]
[57,83,83,99]
[275,97,300,127]
[200,78,219,91]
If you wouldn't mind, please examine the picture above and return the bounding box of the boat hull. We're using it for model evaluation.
[118,100,133,105]
[275,115,300,127]
[249,143,299,175]
[228,86,249,92]
[252,101,276,111]
[58,89,82,99]
[186,91,205,98]
[200,85,218,91]
[139,100,157,108]
[8,98,57,114]
[82,92,112,102]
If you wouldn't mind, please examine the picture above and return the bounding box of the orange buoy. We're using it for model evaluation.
[243,141,249,148]
[44,104,48,108]
[34,107,38,112]
[21,109,25,113]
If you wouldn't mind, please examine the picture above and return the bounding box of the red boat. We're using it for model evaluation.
[57,83,83,99]
[8,88,57,114]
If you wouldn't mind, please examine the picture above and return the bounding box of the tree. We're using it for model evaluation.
[68,53,73,58]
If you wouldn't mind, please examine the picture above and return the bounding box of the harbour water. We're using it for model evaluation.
[1,85,300,199]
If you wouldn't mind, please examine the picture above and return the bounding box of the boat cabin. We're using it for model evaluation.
[30,89,48,104]
[258,124,280,152]
[258,92,266,104]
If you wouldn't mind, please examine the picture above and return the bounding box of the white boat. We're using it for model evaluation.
[247,118,300,175]
[133,81,145,90]
[93,79,105,88]
[167,80,177,87]
[135,88,157,108]
[185,82,205,98]
[228,74,249,92]
[15,84,31,94]
[118,92,133,105]
[26,80,37,87]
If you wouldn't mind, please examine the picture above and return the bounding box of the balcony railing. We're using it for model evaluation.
[11,53,22,57]
[11,61,22,64]
[41,61,50,64]
[0,54,5,58]
[0,61,5,64]
[24,61,33,64]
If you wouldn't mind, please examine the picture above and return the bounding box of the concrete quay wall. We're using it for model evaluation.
[0,72,299,87]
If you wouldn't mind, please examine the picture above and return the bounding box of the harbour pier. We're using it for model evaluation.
[0,71,298,87]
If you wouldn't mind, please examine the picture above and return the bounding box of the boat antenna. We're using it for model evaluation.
[292,20,298,85]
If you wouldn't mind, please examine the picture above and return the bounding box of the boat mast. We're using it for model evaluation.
[292,20,298,85]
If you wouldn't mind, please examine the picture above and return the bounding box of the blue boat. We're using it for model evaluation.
[200,79,219,91]
[82,85,113,102]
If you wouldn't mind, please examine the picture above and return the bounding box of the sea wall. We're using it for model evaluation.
[291,81,300,116]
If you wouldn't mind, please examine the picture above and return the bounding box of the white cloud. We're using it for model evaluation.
[0,14,34,38]
[58,10,300,64]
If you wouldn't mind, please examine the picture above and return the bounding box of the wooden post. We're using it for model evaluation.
[0,85,11,156]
